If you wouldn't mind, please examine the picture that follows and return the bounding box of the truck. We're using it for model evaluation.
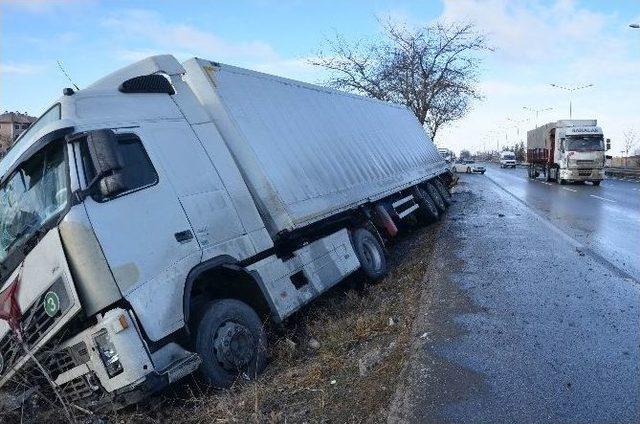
[437,147,454,163]
[0,55,451,410]
[526,120,610,185]
[499,151,517,168]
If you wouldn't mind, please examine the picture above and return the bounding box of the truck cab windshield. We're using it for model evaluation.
[0,142,68,269]
[566,136,603,151]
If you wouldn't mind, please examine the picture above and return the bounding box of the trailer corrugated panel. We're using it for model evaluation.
[527,122,555,150]
[183,58,448,236]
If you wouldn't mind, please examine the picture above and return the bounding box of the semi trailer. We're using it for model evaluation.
[0,55,450,410]
[526,120,609,185]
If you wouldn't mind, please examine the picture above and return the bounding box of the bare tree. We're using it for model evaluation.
[623,129,637,167]
[311,20,491,140]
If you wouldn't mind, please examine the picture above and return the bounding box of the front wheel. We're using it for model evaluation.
[352,228,388,282]
[559,179,567,185]
[592,180,601,186]
[196,299,267,388]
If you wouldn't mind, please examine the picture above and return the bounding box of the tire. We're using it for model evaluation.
[433,179,451,205]
[545,165,552,182]
[196,299,267,388]
[481,171,486,174]
[592,180,601,186]
[425,182,446,213]
[559,179,566,185]
[413,186,440,223]
[466,167,471,173]
[351,228,388,281]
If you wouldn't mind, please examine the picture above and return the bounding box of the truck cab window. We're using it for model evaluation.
[81,133,158,200]
[0,142,68,265]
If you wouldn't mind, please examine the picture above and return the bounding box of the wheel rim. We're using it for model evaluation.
[214,321,255,372]
[361,238,383,271]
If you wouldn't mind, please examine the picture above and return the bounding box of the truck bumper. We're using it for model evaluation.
[46,308,155,409]
[560,168,604,182]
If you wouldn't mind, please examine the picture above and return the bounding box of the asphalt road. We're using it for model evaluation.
[390,170,640,423]
[484,163,640,281]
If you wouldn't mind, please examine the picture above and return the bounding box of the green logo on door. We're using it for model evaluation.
[43,291,60,317]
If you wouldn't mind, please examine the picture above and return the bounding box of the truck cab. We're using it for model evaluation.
[554,124,606,185]
[0,56,269,408]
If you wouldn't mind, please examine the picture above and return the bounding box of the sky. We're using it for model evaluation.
[1,0,639,156]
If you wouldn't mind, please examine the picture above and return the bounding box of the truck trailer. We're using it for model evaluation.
[526,120,609,185]
[0,55,450,410]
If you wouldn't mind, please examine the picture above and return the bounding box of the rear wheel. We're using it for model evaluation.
[351,228,388,281]
[425,182,447,213]
[433,179,451,206]
[196,299,267,388]
[414,186,440,223]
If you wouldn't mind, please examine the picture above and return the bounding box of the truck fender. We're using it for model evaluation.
[182,255,277,330]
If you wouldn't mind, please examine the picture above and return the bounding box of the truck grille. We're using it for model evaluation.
[60,372,105,404]
[43,341,90,380]
[0,279,70,379]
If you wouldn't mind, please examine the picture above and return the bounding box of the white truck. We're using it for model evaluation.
[499,151,517,168]
[0,55,450,410]
[526,119,609,185]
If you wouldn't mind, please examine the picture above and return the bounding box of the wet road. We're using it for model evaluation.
[484,163,640,280]
[390,172,640,423]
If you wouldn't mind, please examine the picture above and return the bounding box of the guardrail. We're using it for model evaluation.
[605,167,640,180]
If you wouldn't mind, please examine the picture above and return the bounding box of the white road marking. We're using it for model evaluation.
[562,187,577,193]
[590,194,616,203]
[541,182,552,186]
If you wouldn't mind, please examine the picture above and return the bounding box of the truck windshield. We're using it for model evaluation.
[503,154,515,160]
[0,142,68,268]
[566,136,603,151]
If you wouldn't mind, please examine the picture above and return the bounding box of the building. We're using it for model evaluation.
[0,111,37,157]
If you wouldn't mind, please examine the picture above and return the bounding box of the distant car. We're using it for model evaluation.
[452,160,486,174]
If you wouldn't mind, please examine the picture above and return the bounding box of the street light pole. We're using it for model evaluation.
[549,83,594,118]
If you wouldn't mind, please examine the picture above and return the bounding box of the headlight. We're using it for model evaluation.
[93,329,123,378]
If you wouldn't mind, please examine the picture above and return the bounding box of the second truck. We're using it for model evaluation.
[526,119,609,185]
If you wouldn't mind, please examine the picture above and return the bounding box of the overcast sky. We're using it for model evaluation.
[1,0,639,155]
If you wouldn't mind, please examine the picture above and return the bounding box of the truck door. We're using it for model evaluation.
[75,127,202,341]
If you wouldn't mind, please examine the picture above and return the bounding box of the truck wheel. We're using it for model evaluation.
[592,180,601,186]
[466,167,471,173]
[196,299,267,388]
[352,228,388,281]
[434,179,451,205]
[425,182,447,213]
[414,186,440,223]
[559,179,566,185]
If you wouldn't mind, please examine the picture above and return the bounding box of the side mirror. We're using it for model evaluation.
[606,138,611,151]
[85,130,126,199]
